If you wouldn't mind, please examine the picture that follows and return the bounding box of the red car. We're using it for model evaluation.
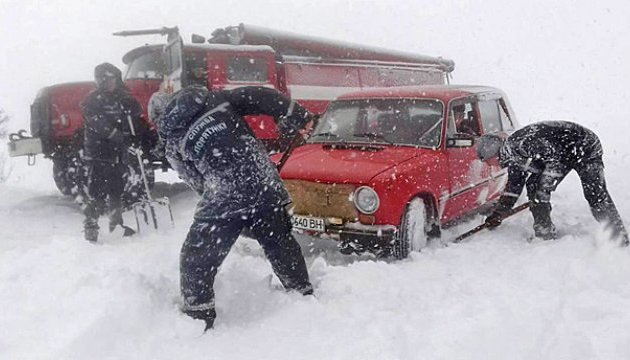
[280,85,518,259]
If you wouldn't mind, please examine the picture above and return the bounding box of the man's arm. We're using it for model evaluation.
[123,96,158,152]
[224,86,311,137]
[166,147,205,196]
[496,165,528,212]
[82,97,124,144]
[485,165,528,227]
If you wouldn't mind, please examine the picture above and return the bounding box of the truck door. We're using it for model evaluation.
[162,33,187,94]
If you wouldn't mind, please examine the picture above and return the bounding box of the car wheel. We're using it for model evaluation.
[393,197,430,259]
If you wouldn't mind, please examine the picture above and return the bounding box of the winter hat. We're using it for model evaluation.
[94,62,123,89]
[158,86,209,136]
[477,134,504,161]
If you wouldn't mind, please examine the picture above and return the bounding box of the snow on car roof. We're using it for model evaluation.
[335,85,502,102]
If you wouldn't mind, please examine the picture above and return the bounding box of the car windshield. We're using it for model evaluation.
[309,99,444,148]
[124,51,164,80]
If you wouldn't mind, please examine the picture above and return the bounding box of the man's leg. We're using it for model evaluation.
[83,162,106,242]
[105,163,130,233]
[576,161,629,244]
[180,217,243,330]
[525,167,569,240]
[525,172,554,239]
[248,206,313,295]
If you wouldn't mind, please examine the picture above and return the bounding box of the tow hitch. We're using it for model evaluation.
[8,130,42,165]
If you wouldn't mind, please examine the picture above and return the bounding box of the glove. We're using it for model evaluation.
[127,146,143,157]
[485,212,503,229]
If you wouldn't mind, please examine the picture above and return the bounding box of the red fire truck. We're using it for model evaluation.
[8,23,455,197]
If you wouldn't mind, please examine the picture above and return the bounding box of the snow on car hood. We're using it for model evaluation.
[280,143,430,184]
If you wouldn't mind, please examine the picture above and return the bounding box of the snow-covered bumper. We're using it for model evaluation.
[7,131,43,157]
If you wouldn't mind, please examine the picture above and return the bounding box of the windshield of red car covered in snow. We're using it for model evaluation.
[309,98,444,148]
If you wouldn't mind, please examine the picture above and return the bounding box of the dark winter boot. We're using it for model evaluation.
[84,218,99,243]
[108,208,124,233]
[533,223,557,240]
[530,202,557,240]
[184,307,217,332]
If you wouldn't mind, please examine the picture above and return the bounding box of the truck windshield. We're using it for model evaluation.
[310,99,444,148]
[124,51,164,80]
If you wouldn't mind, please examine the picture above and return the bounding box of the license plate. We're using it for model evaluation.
[292,215,325,232]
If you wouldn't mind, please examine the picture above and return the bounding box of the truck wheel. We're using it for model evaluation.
[52,159,73,195]
[53,153,89,204]
[392,198,430,260]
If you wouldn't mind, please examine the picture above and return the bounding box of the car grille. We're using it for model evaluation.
[284,180,358,220]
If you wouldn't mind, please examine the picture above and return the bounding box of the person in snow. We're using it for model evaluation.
[156,85,314,330]
[478,120,628,243]
[80,62,154,242]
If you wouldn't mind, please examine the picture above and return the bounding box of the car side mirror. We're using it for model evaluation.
[446,133,475,148]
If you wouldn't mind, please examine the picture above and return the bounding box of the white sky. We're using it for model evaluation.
[1,0,630,146]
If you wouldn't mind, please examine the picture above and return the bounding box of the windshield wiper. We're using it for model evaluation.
[352,132,394,145]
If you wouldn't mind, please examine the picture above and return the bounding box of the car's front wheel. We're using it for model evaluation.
[392,197,431,259]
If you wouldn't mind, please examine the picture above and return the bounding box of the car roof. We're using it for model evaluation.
[335,85,504,102]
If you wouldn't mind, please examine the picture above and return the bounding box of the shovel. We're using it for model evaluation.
[453,202,530,243]
[127,115,174,232]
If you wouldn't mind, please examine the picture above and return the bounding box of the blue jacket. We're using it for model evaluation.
[158,86,310,219]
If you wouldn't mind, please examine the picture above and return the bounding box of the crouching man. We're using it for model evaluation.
[156,86,314,330]
[478,120,628,244]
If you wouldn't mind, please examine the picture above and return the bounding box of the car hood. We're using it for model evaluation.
[280,143,429,184]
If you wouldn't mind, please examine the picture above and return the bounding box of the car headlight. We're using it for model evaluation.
[353,186,380,214]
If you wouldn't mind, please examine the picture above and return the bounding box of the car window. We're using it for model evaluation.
[227,56,269,82]
[310,98,443,148]
[478,100,502,134]
[498,98,514,130]
[184,52,207,87]
[448,102,480,136]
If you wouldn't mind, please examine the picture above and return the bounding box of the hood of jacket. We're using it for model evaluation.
[158,86,209,137]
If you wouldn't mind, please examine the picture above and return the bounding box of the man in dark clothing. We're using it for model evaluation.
[157,85,313,331]
[478,121,628,244]
[81,63,152,242]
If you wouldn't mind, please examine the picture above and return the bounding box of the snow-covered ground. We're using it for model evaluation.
[1,145,629,359]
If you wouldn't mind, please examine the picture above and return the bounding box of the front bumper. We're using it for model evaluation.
[293,218,397,255]
[8,132,43,157]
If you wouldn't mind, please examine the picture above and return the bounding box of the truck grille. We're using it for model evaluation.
[284,180,358,220]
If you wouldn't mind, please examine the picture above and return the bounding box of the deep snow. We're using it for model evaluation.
[1,144,630,359]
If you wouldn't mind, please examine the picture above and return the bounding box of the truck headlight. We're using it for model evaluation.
[353,186,380,214]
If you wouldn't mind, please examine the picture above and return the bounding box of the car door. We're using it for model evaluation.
[478,96,514,201]
[443,100,488,221]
